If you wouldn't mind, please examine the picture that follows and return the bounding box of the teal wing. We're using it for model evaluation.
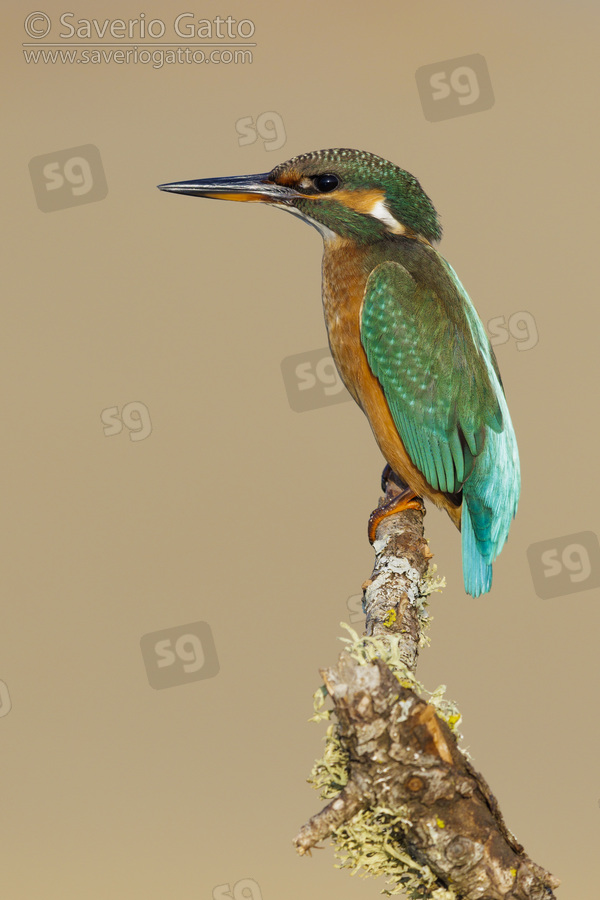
[360,260,502,496]
[361,259,520,597]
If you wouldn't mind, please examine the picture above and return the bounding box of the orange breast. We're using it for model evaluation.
[321,239,462,528]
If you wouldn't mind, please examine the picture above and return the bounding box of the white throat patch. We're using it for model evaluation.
[274,203,339,243]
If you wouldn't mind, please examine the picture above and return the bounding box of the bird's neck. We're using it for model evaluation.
[321,238,370,319]
[320,239,375,406]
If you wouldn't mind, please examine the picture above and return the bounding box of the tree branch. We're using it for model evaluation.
[293,481,560,899]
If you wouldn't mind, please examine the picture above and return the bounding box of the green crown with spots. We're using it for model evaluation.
[269,148,442,244]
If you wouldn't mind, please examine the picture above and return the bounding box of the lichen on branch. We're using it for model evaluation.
[293,487,559,900]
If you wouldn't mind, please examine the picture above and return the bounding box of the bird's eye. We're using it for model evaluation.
[313,173,339,193]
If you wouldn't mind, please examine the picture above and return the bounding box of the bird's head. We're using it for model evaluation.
[158,148,442,245]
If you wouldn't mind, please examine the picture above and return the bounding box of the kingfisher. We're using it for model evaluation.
[158,149,520,597]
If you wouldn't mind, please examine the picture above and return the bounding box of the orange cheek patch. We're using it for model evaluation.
[300,187,387,211]
[334,188,387,214]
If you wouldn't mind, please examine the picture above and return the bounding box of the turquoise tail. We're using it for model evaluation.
[460,417,520,597]
[461,502,493,597]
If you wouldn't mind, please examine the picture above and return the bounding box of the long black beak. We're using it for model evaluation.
[157,172,299,203]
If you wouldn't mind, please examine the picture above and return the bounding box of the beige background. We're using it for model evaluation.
[3,1,599,897]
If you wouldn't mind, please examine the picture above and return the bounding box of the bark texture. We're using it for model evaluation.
[293,482,559,899]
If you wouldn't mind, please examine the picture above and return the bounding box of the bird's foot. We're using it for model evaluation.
[368,472,424,544]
